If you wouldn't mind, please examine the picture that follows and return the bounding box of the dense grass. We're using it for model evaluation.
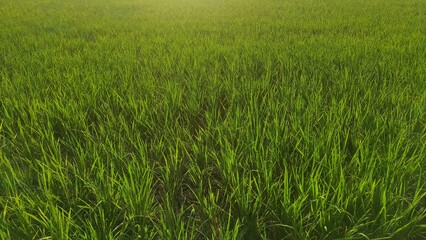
[1,0,425,239]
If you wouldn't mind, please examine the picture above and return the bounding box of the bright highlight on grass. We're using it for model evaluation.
[0,0,425,239]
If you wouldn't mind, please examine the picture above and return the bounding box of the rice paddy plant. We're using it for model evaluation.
[1,0,425,239]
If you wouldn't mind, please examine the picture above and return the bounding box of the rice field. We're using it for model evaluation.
[0,0,425,239]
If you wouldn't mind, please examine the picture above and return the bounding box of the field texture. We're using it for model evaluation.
[1,0,425,239]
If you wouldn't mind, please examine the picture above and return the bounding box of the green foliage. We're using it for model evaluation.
[1,0,425,239]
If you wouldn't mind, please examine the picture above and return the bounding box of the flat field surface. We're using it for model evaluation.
[0,0,425,239]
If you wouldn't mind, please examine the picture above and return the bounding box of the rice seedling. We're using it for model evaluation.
[0,0,425,239]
